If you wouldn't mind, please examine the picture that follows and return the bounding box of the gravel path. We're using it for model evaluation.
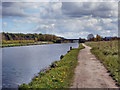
[71,43,118,88]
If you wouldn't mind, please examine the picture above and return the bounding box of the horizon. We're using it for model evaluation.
[1,32,119,40]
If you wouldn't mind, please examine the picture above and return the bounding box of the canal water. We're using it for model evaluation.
[2,43,79,88]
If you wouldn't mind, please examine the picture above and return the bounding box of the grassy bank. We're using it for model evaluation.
[19,44,84,88]
[1,40,53,48]
[2,40,35,44]
[85,41,120,86]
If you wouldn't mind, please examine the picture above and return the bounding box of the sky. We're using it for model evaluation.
[0,0,119,39]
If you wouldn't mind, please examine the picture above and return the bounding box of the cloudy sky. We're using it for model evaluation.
[1,0,119,39]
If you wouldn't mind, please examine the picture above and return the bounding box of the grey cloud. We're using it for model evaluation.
[2,2,30,17]
[2,2,13,7]
[2,2,45,17]
[62,2,118,18]
[2,2,64,19]
[2,2,118,19]
[0,1,1,15]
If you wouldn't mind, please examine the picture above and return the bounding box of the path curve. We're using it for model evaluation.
[71,43,118,88]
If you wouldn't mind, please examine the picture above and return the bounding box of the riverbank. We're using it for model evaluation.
[85,41,120,86]
[19,44,85,88]
[1,41,53,48]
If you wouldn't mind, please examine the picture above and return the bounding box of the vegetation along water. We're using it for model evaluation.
[1,32,72,47]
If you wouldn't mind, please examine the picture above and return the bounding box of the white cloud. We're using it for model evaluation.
[30,15,117,38]
[3,22,7,26]
[106,30,111,33]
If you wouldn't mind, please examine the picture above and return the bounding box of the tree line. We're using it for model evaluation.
[2,32,66,43]
[87,34,119,41]
[79,34,119,43]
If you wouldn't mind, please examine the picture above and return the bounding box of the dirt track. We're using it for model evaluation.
[71,44,118,88]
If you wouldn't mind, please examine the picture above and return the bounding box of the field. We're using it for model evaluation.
[85,41,120,86]
[19,44,85,88]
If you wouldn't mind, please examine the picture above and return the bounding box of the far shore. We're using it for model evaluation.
[1,41,53,48]
[1,41,76,48]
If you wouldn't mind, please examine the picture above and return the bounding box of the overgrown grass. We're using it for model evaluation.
[1,41,53,48]
[85,41,120,86]
[2,40,35,44]
[19,44,84,89]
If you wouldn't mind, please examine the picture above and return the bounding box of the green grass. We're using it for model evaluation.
[1,41,53,48]
[19,44,85,89]
[85,41,120,86]
[2,40,35,44]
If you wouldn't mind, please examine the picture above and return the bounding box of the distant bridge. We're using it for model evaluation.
[64,39,79,43]
[64,39,79,40]
[55,38,85,43]
[64,38,85,43]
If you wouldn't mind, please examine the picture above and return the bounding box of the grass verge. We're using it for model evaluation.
[85,41,120,86]
[19,44,84,88]
[1,42,53,48]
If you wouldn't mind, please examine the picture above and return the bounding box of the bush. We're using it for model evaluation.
[60,55,64,59]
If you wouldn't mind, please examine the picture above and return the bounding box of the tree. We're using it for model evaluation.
[96,34,102,41]
[79,38,85,43]
[34,37,38,42]
[87,34,94,41]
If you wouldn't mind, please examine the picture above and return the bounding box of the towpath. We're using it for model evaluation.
[71,44,118,88]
